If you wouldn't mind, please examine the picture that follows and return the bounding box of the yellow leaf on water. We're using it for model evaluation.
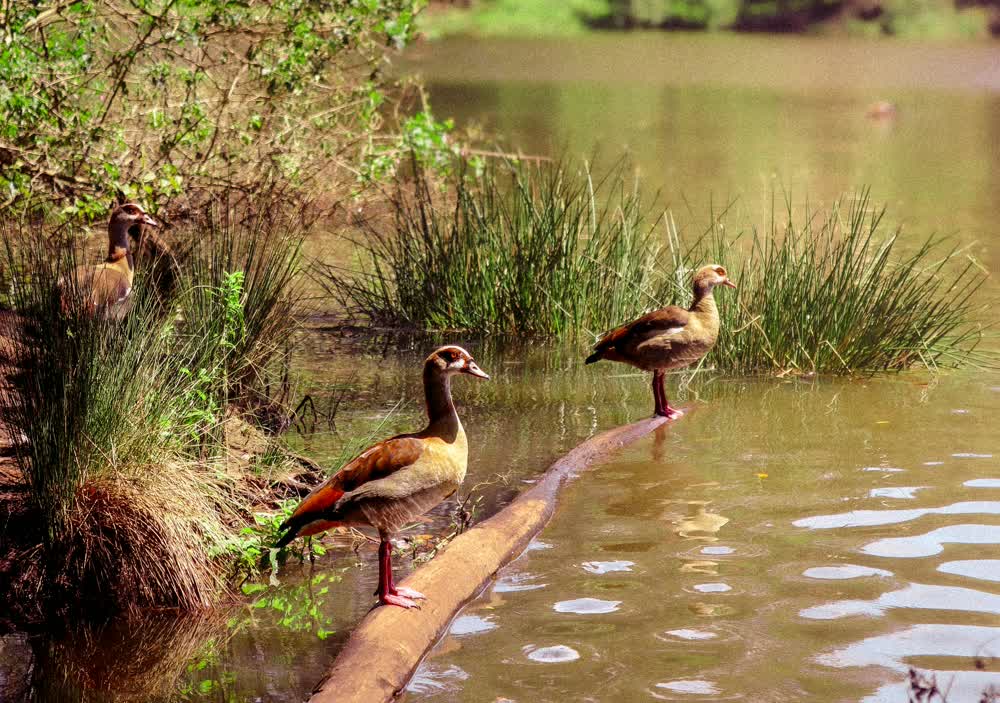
[756,473,768,479]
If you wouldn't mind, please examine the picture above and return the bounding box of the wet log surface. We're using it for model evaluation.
[310,414,671,703]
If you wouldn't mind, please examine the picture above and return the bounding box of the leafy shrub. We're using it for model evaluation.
[0,1,424,215]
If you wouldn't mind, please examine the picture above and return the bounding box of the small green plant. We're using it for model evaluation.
[244,572,341,640]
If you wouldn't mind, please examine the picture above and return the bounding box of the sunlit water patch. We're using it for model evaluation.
[965,478,1000,488]
[803,565,893,580]
[581,560,634,574]
[795,501,1000,529]
[938,560,1000,583]
[862,524,1000,558]
[450,614,497,636]
[552,598,621,614]
[522,644,580,663]
[800,583,1000,619]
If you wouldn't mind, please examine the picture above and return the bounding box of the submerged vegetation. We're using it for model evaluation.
[322,159,989,374]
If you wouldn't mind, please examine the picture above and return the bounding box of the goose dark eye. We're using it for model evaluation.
[715,267,726,276]
[441,350,456,362]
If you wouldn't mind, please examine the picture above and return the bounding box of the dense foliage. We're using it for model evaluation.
[0,0,431,217]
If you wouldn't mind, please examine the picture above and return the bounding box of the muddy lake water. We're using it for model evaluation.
[7,33,1000,703]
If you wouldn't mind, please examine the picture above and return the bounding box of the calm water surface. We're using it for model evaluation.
[7,34,1000,702]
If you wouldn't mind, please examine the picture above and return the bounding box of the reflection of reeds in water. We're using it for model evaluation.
[33,612,231,702]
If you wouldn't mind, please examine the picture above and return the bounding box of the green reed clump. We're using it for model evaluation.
[319,158,669,336]
[0,197,307,615]
[670,191,990,373]
[175,200,304,420]
[322,159,988,373]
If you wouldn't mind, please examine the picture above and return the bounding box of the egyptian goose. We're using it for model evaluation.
[585,264,736,419]
[61,202,158,319]
[275,345,490,609]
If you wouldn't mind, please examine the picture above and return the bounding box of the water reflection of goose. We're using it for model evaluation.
[671,500,730,539]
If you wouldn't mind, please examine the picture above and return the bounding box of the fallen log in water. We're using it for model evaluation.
[310,414,670,703]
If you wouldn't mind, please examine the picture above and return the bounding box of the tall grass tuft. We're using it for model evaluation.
[0,196,307,615]
[320,160,989,373]
[669,191,990,373]
[319,158,667,336]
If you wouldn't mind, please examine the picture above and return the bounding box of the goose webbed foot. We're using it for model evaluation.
[392,585,425,600]
[379,593,421,609]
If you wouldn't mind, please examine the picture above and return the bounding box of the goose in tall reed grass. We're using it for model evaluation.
[61,202,158,319]
[275,346,489,609]
[586,264,736,419]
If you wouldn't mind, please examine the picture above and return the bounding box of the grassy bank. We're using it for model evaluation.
[0,197,316,618]
[420,0,997,39]
[320,159,990,374]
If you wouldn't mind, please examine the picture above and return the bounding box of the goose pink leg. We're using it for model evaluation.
[376,538,424,608]
[653,370,683,420]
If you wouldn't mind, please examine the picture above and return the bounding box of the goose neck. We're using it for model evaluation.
[423,366,460,441]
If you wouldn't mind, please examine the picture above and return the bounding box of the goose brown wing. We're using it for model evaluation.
[89,268,132,307]
[591,306,690,358]
[276,436,424,544]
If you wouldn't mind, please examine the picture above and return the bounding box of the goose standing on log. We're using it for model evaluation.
[586,264,736,419]
[275,346,490,609]
[61,202,158,319]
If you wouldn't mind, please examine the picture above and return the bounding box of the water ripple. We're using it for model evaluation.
[655,680,720,695]
[868,486,925,500]
[938,559,1000,583]
[450,614,497,636]
[802,565,893,580]
[581,560,634,574]
[553,597,621,614]
[794,502,1000,529]
[523,644,580,663]
[819,623,1000,672]
[800,582,1000,620]
[965,478,1000,488]
[406,664,470,695]
[862,524,1000,557]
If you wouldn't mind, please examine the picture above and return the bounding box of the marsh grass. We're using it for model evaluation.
[669,191,991,373]
[319,158,667,336]
[0,197,307,615]
[321,159,990,374]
